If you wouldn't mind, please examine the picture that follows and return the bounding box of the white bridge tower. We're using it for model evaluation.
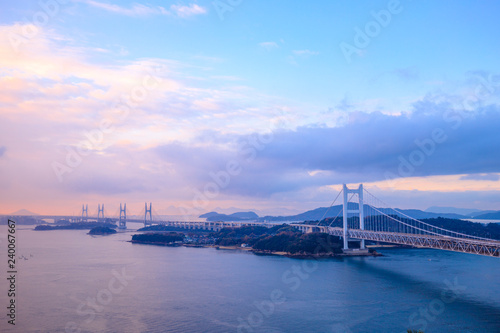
[119,203,127,229]
[81,204,88,222]
[144,202,152,227]
[97,204,104,222]
[342,184,365,250]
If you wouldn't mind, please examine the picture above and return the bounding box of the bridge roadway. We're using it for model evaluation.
[303,226,500,258]
[1,214,288,230]
[147,220,286,230]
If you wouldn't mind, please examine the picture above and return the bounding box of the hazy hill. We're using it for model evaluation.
[473,211,500,220]
[200,211,259,222]
[425,206,499,219]
[199,212,220,219]
[425,206,481,216]
[9,209,39,215]
[470,210,498,218]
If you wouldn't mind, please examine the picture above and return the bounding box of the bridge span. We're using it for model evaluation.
[296,226,500,258]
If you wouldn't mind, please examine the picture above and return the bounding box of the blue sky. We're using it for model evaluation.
[1,0,500,215]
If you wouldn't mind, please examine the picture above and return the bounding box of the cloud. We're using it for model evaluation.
[79,0,168,16]
[0,24,270,131]
[288,49,319,66]
[460,173,500,181]
[0,23,309,208]
[393,66,419,81]
[260,104,500,181]
[170,4,207,18]
[211,75,242,81]
[336,96,354,112]
[65,168,152,195]
[150,101,500,199]
[2,22,500,213]
[259,42,279,50]
[293,49,319,57]
[79,0,206,18]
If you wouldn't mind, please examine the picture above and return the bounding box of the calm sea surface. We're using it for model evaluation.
[464,219,500,224]
[1,225,499,333]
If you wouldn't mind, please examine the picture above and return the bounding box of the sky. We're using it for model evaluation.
[1,0,500,217]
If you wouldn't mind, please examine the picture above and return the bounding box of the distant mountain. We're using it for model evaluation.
[199,212,220,219]
[259,206,343,222]
[212,207,261,215]
[211,206,303,216]
[200,211,259,222]
[473,211,500,220]
[425,206,481,216]
[470,210,498,218]
[398,209,467,220]
[230,212,259,219]
[424,206,499,218]
[9,209,39,215]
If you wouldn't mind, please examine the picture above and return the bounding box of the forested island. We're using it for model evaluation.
[88,226,117,235]
[131,232,185,246]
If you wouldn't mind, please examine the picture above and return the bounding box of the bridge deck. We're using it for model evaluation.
[315,226,500,258]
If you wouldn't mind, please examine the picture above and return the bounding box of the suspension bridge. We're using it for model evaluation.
[3,184,499,257]
[294,184,500,258]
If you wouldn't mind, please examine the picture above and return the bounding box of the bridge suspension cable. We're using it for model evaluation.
[362,188,498,242]
[315,188,342,225]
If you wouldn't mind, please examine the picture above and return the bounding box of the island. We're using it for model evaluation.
[211,224,379,257]
[131,232,185,246]
[131,224,380,258]
[88,226,117,235]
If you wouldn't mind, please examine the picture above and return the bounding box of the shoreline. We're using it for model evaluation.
[251,249,383,258]
[130,241,382,258]
[208,245,383,258]
[129,240,182,247]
